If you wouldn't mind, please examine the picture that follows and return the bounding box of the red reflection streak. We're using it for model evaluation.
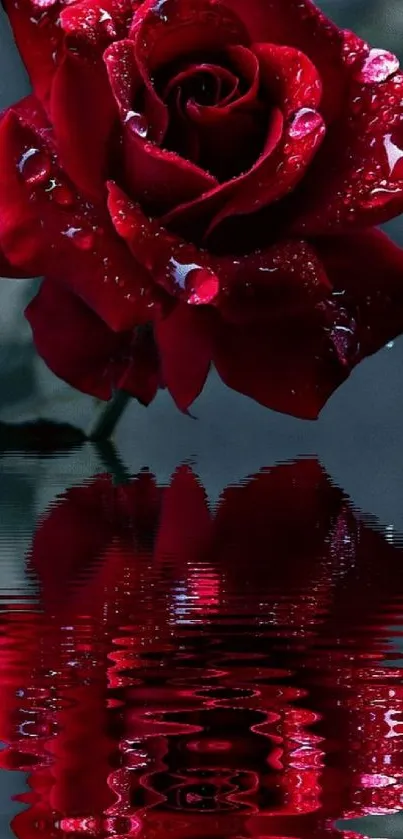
[0,461,402,839]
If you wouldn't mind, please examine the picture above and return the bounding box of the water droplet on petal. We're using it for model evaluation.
[62,226,95,250]
[359,184,402,208]
[46,179,75,207]
[288,108,323,139]
[355,49,400,84]
[124,111,148,138]
[329,309,359,366]
[384,132,403,178]
[18,148,51,185]
[186,268,220,305]
[167,258,219,304]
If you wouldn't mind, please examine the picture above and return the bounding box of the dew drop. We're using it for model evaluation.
[62,226,95,250]
[18,148,51,186]
[124,111,148,138]
[354,49,400,85]
[289,108,323,139]
[359,184,402,208]
[46,180,75,207]
[186,268,220,305]
[384,132,403,178]
[330,311,358,367]
[167,258,219,304]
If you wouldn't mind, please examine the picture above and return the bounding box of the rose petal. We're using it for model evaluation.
[315,228,403,360]
[254,43,322,118]
[107,182,221,305]
[50,51,117,199]
[183,47,266,181]
[119,325,161,405]
[60,0,134,48]
[108,182,330,315]
[0,103,44,274]
[292,67,403,234]
[129,0,249,69]
[104,40,216,213]
[163,102,325,240]
[104,38,168,144]
[215,229,403,418]
[154,303,213,411]
[25,279,146,400]
[225,0,354,121]
[0,102,156,331]
[212,314,346,420]
[3,0,63,107]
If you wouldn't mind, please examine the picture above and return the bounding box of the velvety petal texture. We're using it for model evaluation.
[2,0,403,419]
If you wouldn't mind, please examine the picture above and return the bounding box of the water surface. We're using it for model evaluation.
[0,452,402,838]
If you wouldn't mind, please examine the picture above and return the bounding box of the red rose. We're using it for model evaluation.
[2,0,403,417]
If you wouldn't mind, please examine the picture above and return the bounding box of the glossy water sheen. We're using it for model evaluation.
[0,450,403,839]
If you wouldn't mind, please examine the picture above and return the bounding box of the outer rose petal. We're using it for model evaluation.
[225,0,354,120]
[212,315,346,420]
[59,0,134,47]
[0,100,155,331]
[3,0,63,107]
[108,181,330,310]
[50,52,117,199]
[0,246,37,278]
[214,229,403,419]
[315,228,403,359]
[26,279,160,404]
[155,304,213,411]
[292,67,403,234]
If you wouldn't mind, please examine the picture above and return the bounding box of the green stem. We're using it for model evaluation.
[94,439,132,485]
[86,390,132,441]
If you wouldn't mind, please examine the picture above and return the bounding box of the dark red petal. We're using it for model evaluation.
[215,229,403,419]
[163,63,238,106]
[25,280,142,400]
[225,0,352,121]
[60,0,134,47]
[104,38,167,144]
[154,303,213,411]
[0,248,35,279]
[129,0,249,69]
[0,103,155,331]
[163,103,325,239]
[292,67,403,235]
[315,228,403,360]
[218,240,331,324]
[0,105,44,274]
[119,326,161,405]
[50,52,117,199]
[254,43,322,118]
[155,465,212,567]
[108,184,331,314]
[212,315,346,420]
[3,0,63,107]
[104,40,216,213]
[107,182,221,305]
[184,47,264,181]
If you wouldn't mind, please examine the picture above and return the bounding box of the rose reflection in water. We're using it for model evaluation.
[0,460,403,839]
